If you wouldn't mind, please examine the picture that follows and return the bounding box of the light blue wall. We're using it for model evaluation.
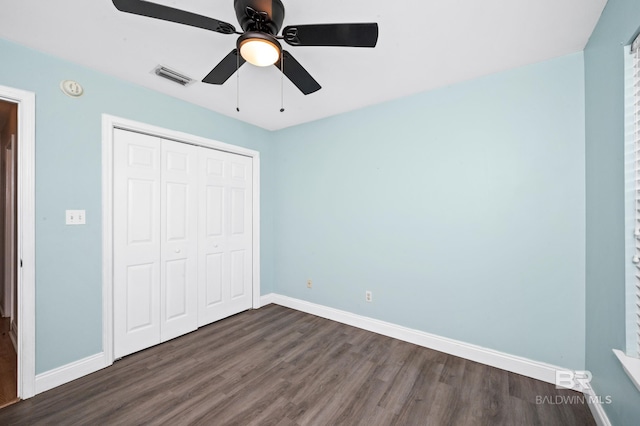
[584,0,640,424]
[273,53,586,369]
[0,38,275,374]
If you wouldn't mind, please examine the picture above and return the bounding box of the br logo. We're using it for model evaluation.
[555,370,593,391]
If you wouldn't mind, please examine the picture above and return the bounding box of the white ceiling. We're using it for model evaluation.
[0,0,607,130]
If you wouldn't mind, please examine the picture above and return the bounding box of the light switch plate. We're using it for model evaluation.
[66,209,86,225]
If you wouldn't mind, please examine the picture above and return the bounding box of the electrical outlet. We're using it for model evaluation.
[307,279,313,289]
[365,291,372,302]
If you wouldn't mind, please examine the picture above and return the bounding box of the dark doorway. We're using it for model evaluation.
[0,99,18,408]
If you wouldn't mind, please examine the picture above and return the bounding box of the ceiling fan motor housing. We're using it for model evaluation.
[234,0,285,34]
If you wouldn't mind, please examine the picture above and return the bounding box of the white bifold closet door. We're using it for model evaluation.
[113,129,253,359]
[113,130,199,358]
[198,148,253,326]
[159,138,199,342]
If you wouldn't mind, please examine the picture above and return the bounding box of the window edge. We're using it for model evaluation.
[613,349,640,393]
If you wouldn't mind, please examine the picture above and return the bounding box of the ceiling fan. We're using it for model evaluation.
[112,0,379,95]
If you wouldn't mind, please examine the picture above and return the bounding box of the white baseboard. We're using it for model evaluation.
[584,389,612,426]
[259,293,275,307]
[35,352,109,395]
[266,293,565,385]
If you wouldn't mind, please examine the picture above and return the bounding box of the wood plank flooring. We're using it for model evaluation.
[0,305,595,425]
[0,316,18,408]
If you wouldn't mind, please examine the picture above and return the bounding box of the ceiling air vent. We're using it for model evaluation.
[152,65,194,86]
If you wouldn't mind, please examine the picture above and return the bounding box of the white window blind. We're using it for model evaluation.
[628,34,640,358]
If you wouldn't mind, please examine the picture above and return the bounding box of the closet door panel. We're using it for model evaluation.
[206,186,224,236]
[227,157,252,305]
[125,264,154,326]
[230,250,246,299]
[160,139,199,342]
[114,129,162,359]
[199,152,227,324]
[198,149,252,326]
[230,188,246,235]
[204,253,224,305]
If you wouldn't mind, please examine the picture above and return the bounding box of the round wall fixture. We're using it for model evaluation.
[60,80,84,97]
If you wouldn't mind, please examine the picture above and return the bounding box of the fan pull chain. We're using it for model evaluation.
[236,49,240,112]
[280,53,285,112]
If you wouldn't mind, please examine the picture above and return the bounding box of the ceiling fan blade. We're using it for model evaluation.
[112,0,236,34]
[202,49,246,84]
[274,51,321,95]
[282,23,378,47]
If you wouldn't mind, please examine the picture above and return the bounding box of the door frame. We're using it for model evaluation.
[101,114,261,365]
[0,85,36,399]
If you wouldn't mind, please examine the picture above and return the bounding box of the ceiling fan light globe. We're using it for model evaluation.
[237,32,281,67]
[240,40,279,66]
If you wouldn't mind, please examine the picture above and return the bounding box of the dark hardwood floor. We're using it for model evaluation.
[0,316,18,409]
[0,305,595,425]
